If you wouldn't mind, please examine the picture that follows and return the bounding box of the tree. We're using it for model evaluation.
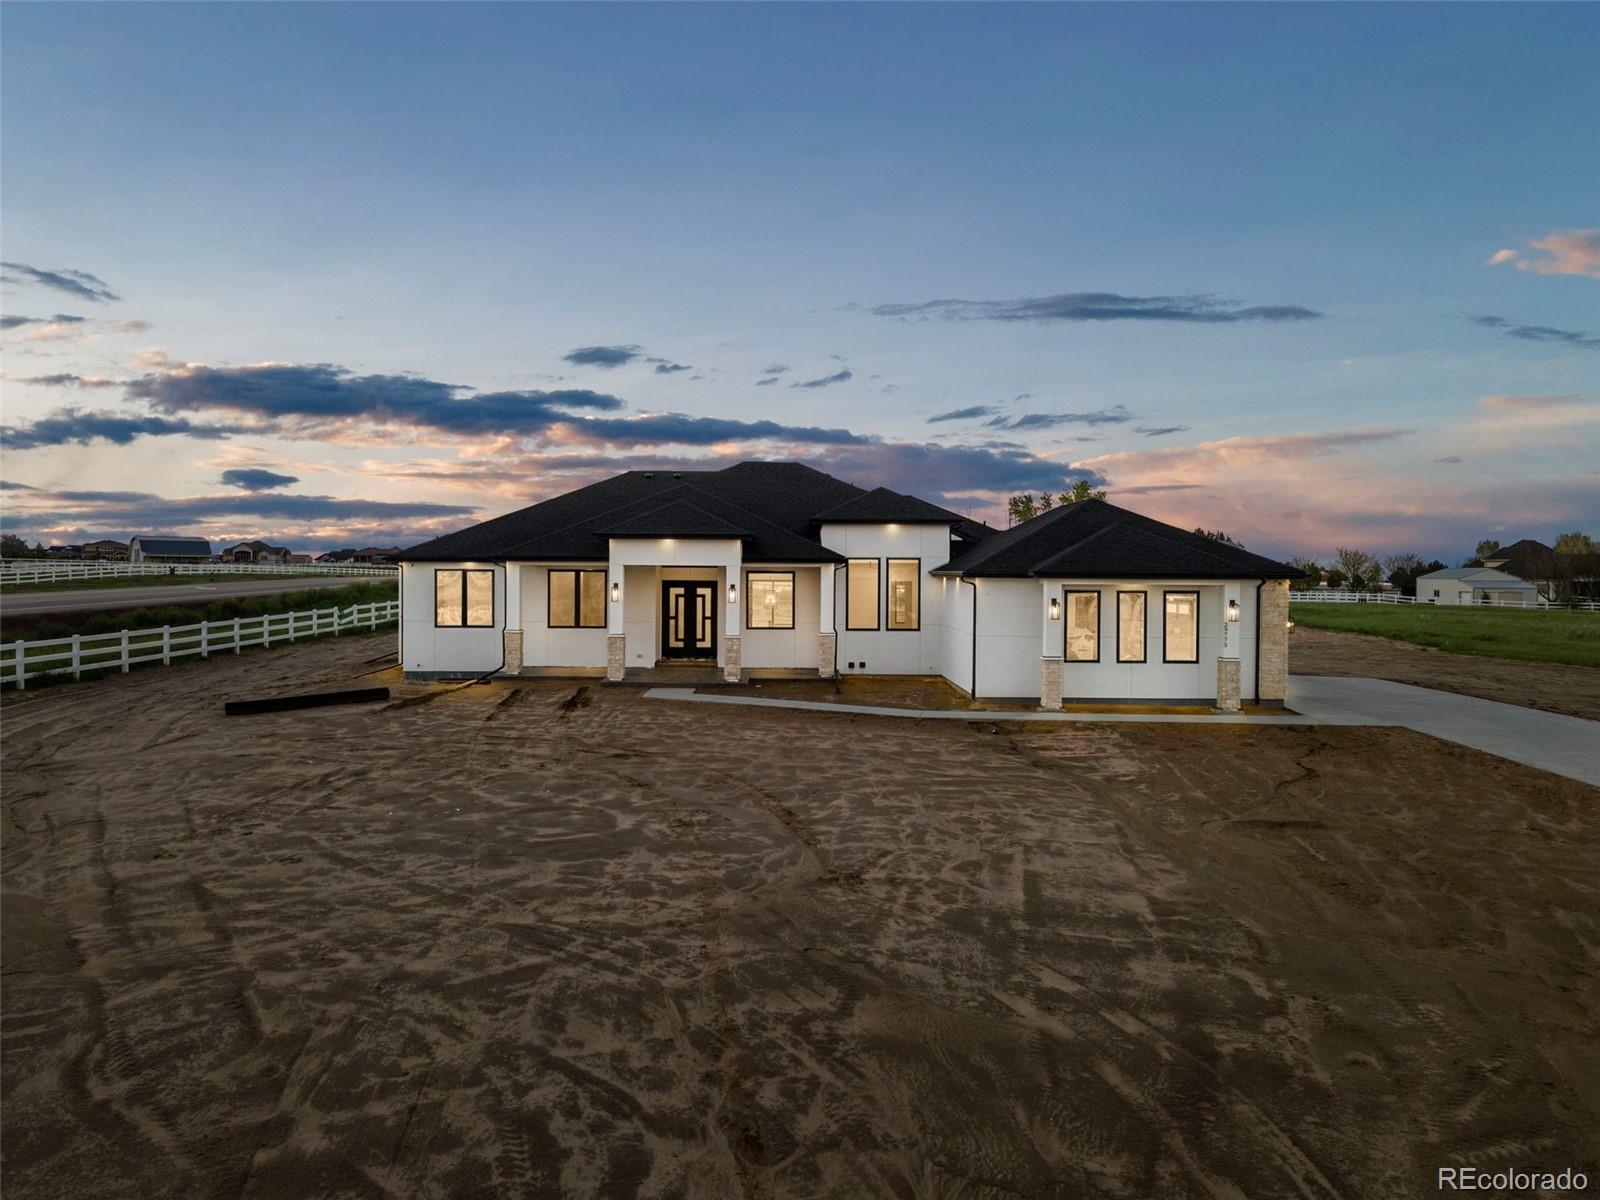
[1554,531,1597,555]
[1324,568,1347,589]
[1193,528,1242,547]
[1333,546,1377,591]
[0,534,40,560]
[1288,555,1321,584]
[1382,552,1425,597]
[1475,538,1502,560]
[1061,480,1106,504]
[1006,480,1107,526]
[1007,494,1038,527]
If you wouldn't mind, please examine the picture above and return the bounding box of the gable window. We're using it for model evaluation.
[887,559,920,630]
[1117,591,1146,662]
[1163,591,1199,663]
[1065,590,1100,661]
[549,569,606,628]
[747,572,795,629]
[846,558,880,630]
[436,569,495,628]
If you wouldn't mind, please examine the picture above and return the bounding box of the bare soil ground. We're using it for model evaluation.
[1291,625,1600,721]
[4,636,1596,1198]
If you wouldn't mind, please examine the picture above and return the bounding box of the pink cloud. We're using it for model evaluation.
[1486,229,1600,278]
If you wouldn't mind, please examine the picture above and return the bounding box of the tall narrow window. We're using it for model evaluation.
[1065,590,1100,661]
[747,572,795,629]
[550,569,607,628]
[846,559,879,630]
[1164,591,1199,663]
[1117,592,1146,663]
[887,559,920,630]
[435,569,494,627]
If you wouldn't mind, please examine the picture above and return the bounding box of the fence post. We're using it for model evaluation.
[162,626,171,665]
[333,606,340,636]
[200,621,209,658]
[121,630,130,673]
[234,616,242,654]
[72,634,82,680]
[15,640,26,690]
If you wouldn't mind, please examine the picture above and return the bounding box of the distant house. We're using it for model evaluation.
[316,548,358,563]
[80,539,131,561]
[352,546,403,564]
[1495,539,1600,602]
[1415,565,1540,606]
[129,536,212,564]
[46,544,83,559]
[219,540,292,564]
[286,552,314,565]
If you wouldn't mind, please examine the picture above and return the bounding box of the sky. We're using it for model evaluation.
[2,2,1597,562]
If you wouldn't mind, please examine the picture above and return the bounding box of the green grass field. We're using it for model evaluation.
[0,570,349,594]
[1291,602,1600,668]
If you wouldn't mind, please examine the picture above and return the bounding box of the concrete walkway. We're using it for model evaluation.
[643,676,1600,787]
[1287,675,1599,787]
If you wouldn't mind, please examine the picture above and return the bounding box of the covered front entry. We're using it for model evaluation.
[661,580,717,660]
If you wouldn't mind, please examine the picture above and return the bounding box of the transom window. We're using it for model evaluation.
[1164,591,1199,663]
[1065,590,1100,662]
[435,569,495,627]
[549,569,606,628]
[887,559,920,630]
[846,559,879,630]
[1117,592,1147,663]
[746,572,795,629]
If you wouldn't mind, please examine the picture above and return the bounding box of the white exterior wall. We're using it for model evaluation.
[938,576,976,693]
[967,579,1041,698]
[400,562,506,676]
[519,564,608,668]
[741,566,823,669]
[821,523,952,675]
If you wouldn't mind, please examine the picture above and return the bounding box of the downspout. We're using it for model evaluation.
[962,577,978,696]
[833,564,842,677]
[1252,579,1264,701]
[475,564,511,681]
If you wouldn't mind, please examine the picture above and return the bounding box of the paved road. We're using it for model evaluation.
[1288,674,1600,787]
[0,575,382,616]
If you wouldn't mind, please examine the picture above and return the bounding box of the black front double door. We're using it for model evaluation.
[661,581,717,660]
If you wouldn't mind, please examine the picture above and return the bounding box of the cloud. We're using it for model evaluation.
[0,408,254,449]
[651,361,692,374]
[755,377,779,386]
[1471,314,1600,349]
[1486,229,1600,278]
[220,468,300,492]
[1,313,86,331]
[927,405,1001,423]
[865,291,1322,324]
[562,344,644,368]
[1134,424,1190,437]
[792,369,853,389]
[1,262,120,302]
[1082,427,1412,479]
[761,364,789,376]
[985,405,1134,430]
[5,371,122,388]
[0,480,40,491]
[1434,455,1463,465]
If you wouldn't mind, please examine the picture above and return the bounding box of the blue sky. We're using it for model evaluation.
[3,2,1596,559]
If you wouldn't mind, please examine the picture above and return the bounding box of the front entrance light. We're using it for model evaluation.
[1048,596,1061,620]
[610,581,620,604]
[1227,598,1241,623]
[728,582,738,605]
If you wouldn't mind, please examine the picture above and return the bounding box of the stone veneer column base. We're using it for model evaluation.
[723,635,742,683]
[1216,658,1241,711]
[1039,656,1062,709]
[1258,580,1290,702]
[817,632,837,677]
[606,635,626,682]
[500,629,524,675]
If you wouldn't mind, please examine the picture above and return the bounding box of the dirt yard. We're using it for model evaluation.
[4,636,1597,1198]
[1291,624,1600,721]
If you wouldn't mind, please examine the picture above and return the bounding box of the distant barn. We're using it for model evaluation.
[128,536,212,564]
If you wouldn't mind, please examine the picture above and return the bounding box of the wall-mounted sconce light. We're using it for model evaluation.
[728,582,738,605]
[1048,596,1061,620]
[1286,617,1295,631]
[610,581,620,604]
[1227,598,1241,623]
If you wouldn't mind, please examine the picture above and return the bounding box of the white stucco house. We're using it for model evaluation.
[1414,565,1540,606]
[396,462,1297,709]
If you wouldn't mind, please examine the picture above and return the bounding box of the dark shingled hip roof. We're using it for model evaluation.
[933,501,1300,579]
[133,536,212,556]
[811,485,971,525]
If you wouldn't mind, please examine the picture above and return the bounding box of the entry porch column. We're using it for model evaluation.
[500,562,523,675]
[1039,579,1062,709]
[606,552,626,682]
[722,554,743,683]
[817,563,837,677]
[1216,581,1242,711]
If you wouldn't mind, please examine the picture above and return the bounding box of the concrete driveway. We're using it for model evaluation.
[1289,674,1600,787]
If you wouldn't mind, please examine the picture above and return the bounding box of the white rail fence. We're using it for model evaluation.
[0,560,398,585]
[1291,590,1600,612]
[3,600,400,690]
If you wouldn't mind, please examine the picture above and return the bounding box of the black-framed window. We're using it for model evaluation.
[549,569,606,628]
[1117,591,1147,663]
[1064,589,1100,662]
[1163,591,1199,663]
[887,559,920,631]
[435,568,495,627]
[846,558,879,630]
[747,571,795,629]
